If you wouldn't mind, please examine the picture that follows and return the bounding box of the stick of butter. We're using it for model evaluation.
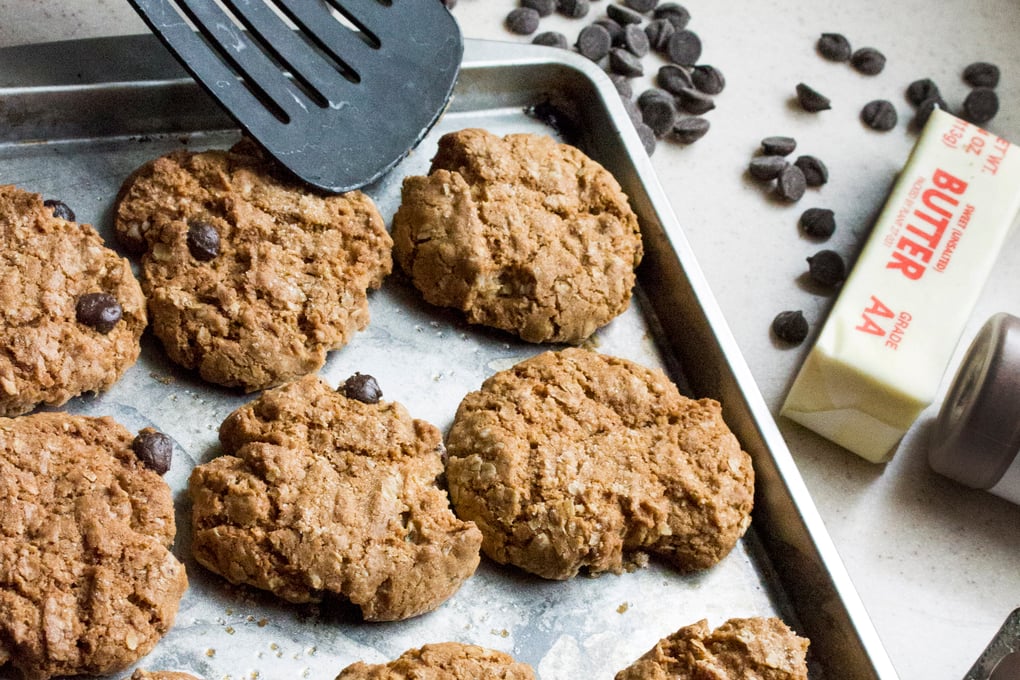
[781,109,1020,463]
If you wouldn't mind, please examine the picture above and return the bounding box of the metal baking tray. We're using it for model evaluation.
[0,36,898,680]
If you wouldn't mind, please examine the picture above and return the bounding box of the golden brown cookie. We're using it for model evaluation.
[446,347,754,580]
[114,141,392,391]
[614,617,810,680]
[392,128,642,344]
[126,671,202,680]
[335,642,535,680]
[0,185,146,416]
[0,413,188,680]
[189,374,482,621]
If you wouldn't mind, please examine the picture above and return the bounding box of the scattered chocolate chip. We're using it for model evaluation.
[607,3,644,24]
[748,156,789,181]
[795,83,831,112]
[609,47,644,77]
[657,63,694,95]
[505,7,540,34]
[622,23,650,57]
[637,88,677,136]
[635,121,658,155]
[761,136,796,156]
[665,29,702,66]
[576,23,612,60]
[816,33,851,62]
[652,2,690,29]
[342,372,383,404]
[593,17,625,44]
[132,428,173,475]
[557,0,590,17]
[644,18,676,52]
[776,165,807,201]
[521,0,557,17]
[962,87,999,124]
[75,292,123,334]
[905,78,940,107]
[621,96,644,127]
[794,155,828,186]
[914,95,948,129]
[186,220,221,261]
[672,116,710,144]
[691,64,725,95]
[799,207,836,239]
[533,31,569,49]
[963,62,1000,89]
[850,47,886,75]
[623,0,659,12]
[806,249,847,287]
[772,310,809,345]
[676,87,714,114]
[861,99,898,131]
[43,199,76,222]
[609,73,633,99]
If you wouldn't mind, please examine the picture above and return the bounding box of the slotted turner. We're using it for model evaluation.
[126,0,463,193]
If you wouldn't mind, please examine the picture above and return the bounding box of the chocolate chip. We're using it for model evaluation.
[505,7,540,34]
[606,3,644,24]
[665,29,702,66]
[637,88,677,137]
[861,99,898,131]
[761,136,796,156]
[75,292,123,334]
[794,155,828,186]
[342,373,383,404]
[816,33,851,62]
[521,0,557,17]
[914,95,948,130]
[675,87,714,115]
[748,156,789,181]
[635,121,658,155]
[623,0,658,11]
[962,87,999,124]
[672,116,710,144]
[609,47,644,77]
[963,62,1000,89]
[43,199,76,222]
[776,164,807,202]
[657,63,694,95]
[622,24,650,57]
[576,23,612,60]
[593,17,624,44]
[533,31,569,49]
[799,207,836,239]
[621,96,644,127]
[652,2,690,29]
[906,78,941,107]
[772,310,809,345]
[691,64,725,95]
[795,83,831,112]
[850,47,886,75]
[558,0,590,18]
[132,428,173,475]
[644,18,675,52]
[807,249,847,287]
[609,74,633,99]
[186,220,220,261]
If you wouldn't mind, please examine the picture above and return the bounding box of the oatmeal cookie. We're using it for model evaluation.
[615,617,810,680]
[391,128,642,344]
[0,413,188,680]
[0,185,146,416]
[114,141,392,391]
[446,347,754,580]
[189,375,482,621]
[336,642,534,680]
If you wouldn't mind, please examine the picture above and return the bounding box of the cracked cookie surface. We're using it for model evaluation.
[615,617,810,680]
[114,141,392,391]
[0,413,188,680]
[0,185,146,416]
[336,642,535,680]
[189,375,482,621]
[446,347,754,580]
[392,128,642,344]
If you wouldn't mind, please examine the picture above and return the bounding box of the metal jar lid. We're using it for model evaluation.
[929,313,1020,490]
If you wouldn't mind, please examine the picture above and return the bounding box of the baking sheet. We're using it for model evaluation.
[0,36,896,680]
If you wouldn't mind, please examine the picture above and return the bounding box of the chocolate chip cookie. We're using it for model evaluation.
[336,642,535,680]
[114,141,392,391]
[446,347,754,580]
[392,128,642,344]
[615,617,810,680]
[0,412,188,680]
[0,185,146,416]
[189,374,482,621]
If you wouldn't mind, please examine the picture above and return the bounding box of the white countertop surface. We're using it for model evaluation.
[2,1,1019,678]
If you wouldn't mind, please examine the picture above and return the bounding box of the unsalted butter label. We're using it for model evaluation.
[781,109,1020,463]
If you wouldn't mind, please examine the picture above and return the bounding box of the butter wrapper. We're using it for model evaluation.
[781,109,1020,463]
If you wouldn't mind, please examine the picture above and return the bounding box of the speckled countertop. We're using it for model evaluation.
[1,1,1019,678]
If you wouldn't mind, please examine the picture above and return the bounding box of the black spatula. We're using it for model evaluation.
[126,0,463,193]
